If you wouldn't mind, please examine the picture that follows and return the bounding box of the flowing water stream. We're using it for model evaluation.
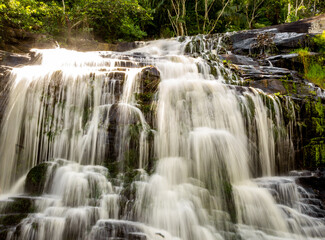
[0,37,324,239]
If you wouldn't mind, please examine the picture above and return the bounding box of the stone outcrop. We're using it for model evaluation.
[183,15,324,172]
[0,196,36,238]
[25,163,51,195]
[229,14,325,54]
[223,22,325,170]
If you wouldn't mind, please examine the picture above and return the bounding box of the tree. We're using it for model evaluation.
[286,0,322,22]
[244,0,266,29]
[168,0,187,36]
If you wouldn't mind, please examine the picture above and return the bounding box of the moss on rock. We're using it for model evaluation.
[25,162,50,195]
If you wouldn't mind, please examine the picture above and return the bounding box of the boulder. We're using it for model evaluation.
[231,30,310,54]
[0,50,30,67]
[140,66,160,92]
[25,162,50,195]
[230,14,325,54]
[250,79,287,94]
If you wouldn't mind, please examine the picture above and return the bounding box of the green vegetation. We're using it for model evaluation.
[0,0,151,42]
[305,62,325,88]
[291,45,325,88]
[298,98,325,168]
[313,30,325,53]
[0,0,62,33]
[0,0,324,43]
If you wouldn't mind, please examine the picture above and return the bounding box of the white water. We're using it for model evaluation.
[0,37,324,239]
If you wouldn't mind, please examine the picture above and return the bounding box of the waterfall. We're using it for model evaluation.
[0,37,324,240]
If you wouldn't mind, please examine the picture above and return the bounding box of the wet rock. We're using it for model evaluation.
[288,97,325,169]
[220,54,258,66]
[105,71,125,101]
[297,176,325,205]
[0,197,35,214]
[0,213,28,227]
[273,32,308,49]
[116,42,147,52]
[229,14,325,54]
[25,162,50,195]
[89,220,147,240]
[266,53,303,72]
[289,170,312,176]
[140,66,160,92]
[250,79,287,94]
[233,64,292,81]
[274,14,325,34]
[106,104,147,172]
[0,50,30,67]
[137,66,160,126]
[230,27,311,54]
[219,18,325,174]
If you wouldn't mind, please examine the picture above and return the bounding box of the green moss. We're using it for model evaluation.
[313,31,325,53]
[124,149,139,171]
[313,117,324,135]
[299,97,325,168]
[135,92,153,102]
[305,62,325,88]
[281,79,290,94]
[290,47,310,56]
[290,46,325,88]
[263,96,276,121]
[292,82,297,94]
[25,163,49,195]
[135,92,155,115]
[129,123,142,140]
[105,161,120,178]
[223,181,237,224]
[315,99,324,118]
[303,138,325,167]
[245,95,256,119]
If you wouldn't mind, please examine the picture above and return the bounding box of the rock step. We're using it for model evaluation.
[90,220,147,240]
[0,196,36,214]
[0,213,28,227]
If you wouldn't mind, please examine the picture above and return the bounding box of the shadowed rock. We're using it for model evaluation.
[25,163,50,195]
[89,220,147,240]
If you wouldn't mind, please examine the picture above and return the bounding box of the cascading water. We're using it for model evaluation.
[0,37,324,240]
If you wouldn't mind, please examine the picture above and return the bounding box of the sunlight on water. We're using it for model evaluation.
[0,37,323,239]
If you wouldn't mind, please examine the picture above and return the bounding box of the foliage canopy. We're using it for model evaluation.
[0,0,324,42]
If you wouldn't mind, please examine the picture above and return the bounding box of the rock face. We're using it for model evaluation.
[137,66,160,125]
[295,98,325,168]
[0,196,36,238]
[184,15,325,170]
[25,163,50,195]
[0,50,30,66]
[105,65,159,174]
[224,19,325,170]
[229,14,325,54]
